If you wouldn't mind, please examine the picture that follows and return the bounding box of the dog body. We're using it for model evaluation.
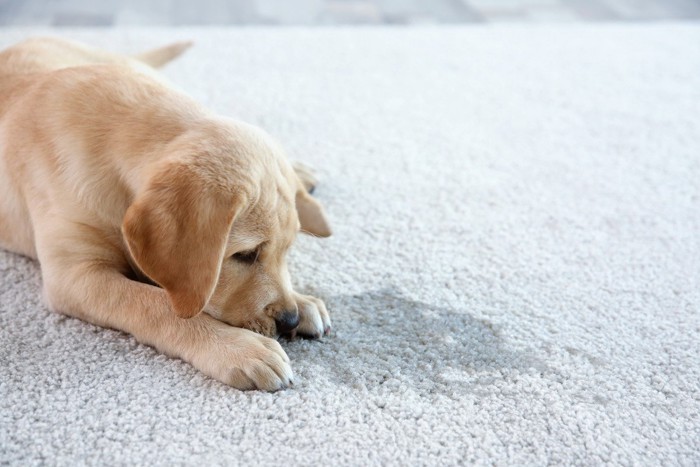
[0,38,331,390]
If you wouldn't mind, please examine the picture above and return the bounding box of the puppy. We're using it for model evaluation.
[0,37,332,391]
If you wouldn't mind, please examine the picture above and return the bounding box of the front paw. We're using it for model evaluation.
[292,161,318,193]
[193,326,293,391]
[293,293,331,339]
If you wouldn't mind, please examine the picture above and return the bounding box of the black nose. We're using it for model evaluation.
[275,310,300,333]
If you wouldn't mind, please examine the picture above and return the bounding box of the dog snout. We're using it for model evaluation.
[275,309,300,333]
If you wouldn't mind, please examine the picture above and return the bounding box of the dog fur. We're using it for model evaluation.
[0,37,332,391]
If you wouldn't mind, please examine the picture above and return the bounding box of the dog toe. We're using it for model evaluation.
[293,293,331,339]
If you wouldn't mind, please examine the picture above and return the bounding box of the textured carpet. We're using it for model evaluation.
[1,25,699,465]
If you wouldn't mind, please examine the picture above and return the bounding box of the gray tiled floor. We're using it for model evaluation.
[0,0,699,26]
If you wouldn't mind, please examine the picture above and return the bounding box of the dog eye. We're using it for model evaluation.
[231,248,259,264]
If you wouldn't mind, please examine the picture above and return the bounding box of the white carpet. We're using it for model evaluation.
[1,25,699,465]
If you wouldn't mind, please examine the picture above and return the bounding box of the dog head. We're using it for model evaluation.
[122,119,330,336]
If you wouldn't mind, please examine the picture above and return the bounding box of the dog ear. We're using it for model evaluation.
[122,163,239,319]
[296,189,331,238]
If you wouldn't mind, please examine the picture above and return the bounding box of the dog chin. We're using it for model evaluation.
[207,308,278,338]
[241,319,278,338]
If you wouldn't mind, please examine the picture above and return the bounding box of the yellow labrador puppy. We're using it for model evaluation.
[0,37,332,391]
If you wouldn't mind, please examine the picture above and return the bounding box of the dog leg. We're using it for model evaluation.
[35,220,293,391]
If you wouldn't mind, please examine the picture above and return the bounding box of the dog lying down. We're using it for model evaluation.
[0,37,333,391]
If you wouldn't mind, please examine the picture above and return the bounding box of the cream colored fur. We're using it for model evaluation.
[0,37,332,391]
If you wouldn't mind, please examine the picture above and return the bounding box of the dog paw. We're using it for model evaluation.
[293,293,331,339]
[292,161,318,194]
[194,326,293,391]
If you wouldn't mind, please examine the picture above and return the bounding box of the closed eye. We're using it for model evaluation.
[232,247,260,264]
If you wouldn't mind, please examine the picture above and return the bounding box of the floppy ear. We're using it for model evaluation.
[122,163,239,318]
[296,189,332,238]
